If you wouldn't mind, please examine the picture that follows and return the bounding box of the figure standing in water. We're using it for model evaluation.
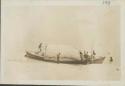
[110,56,113,62]
[57,52,61,64]
[107,52,113,63]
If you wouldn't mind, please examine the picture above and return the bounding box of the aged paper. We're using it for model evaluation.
[1,0,125,85]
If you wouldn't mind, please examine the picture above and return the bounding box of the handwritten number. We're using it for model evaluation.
[103,0,111,6]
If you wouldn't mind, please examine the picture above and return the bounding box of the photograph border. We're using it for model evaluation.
[1,0,125,85]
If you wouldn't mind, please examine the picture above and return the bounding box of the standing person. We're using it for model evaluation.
[110,56,113,62]
[86,52,89,63]
[44,45,48,57]
[92,50,96,60]
[38,43,42,52]
[84,51,89,64]
[57,52,61,64]
[107,52,113,63]
[93,50,96,56]
[79,51,84,63]
[36,42,42,54]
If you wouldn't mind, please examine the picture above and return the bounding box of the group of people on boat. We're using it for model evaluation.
[36,42,113,64]
[79,50,96,64]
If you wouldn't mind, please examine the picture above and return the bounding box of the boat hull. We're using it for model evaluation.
[25,51,105,64]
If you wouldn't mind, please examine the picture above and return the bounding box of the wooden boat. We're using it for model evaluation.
[25,51,105,64]
[25,51,44,58]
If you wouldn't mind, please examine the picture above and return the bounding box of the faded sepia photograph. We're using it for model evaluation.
[1,0,121,83]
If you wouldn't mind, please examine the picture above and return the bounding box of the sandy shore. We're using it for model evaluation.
[2,56,120,82]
